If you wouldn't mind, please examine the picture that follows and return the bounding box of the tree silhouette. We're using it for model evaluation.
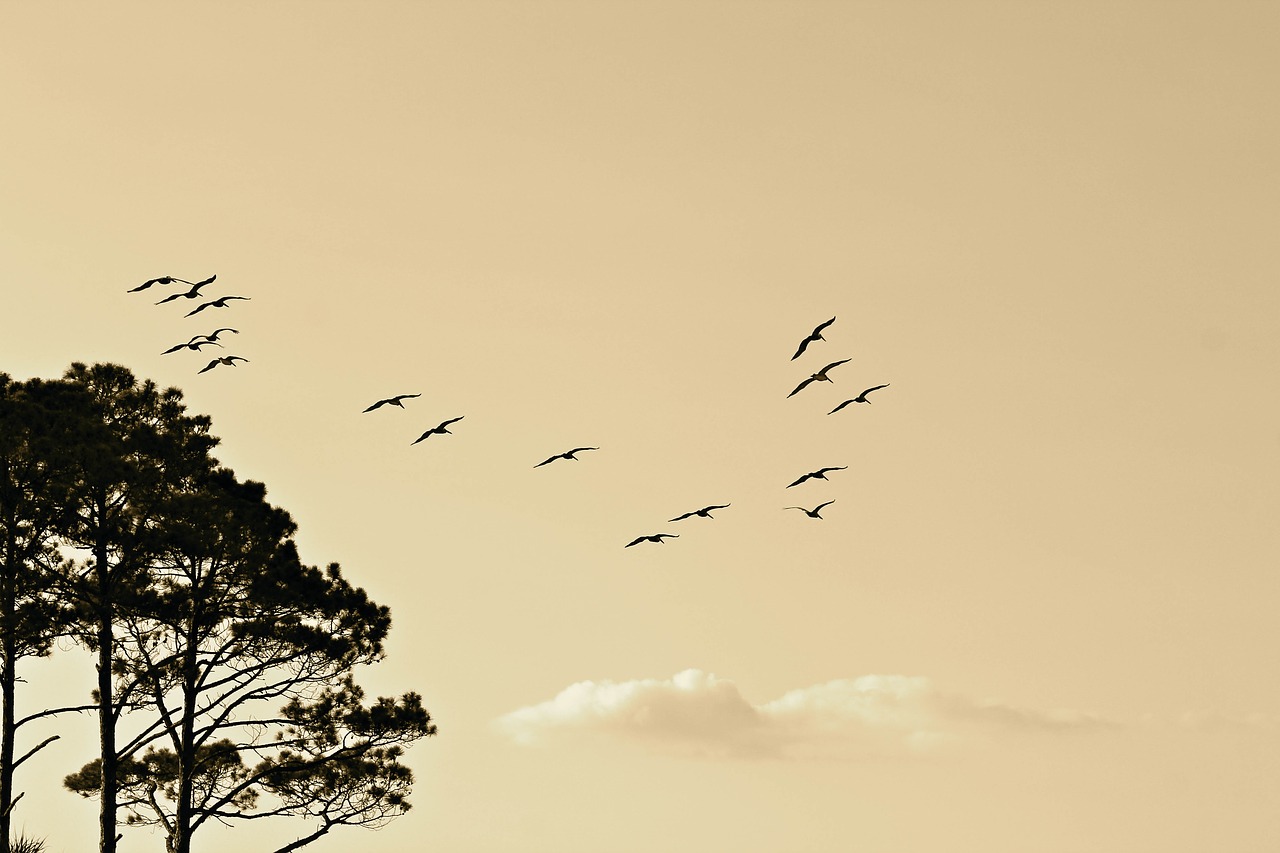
[54,363,219,853]
[0,375,89,852]
[51,365,433,853]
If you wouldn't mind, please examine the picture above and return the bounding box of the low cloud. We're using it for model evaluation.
[495,669,1110,759]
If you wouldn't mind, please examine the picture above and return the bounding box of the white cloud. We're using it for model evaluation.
[495,669,1110,759]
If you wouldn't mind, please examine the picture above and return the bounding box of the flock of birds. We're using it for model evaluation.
[357,315,889,549]
[125,279,889,550]
[126,274,252,374]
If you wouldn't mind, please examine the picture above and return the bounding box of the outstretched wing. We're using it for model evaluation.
[786,474,811,488]
[533,455,559,468]
[197,359,220,374]
[820,358,851,374]
[440,416,465,428]
[184,302,213,317]
[787,376,815,398]
[669,511,696,522]
[816,500,836,511]
[154,292,185,305]
[624,537,646,548]
[860,383,890,397]
[812,316,836,336]
[828,399,854,415]
[362,399,390,413]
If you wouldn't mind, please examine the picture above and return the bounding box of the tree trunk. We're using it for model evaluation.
[95,534,117,853]
[1,515,18,853]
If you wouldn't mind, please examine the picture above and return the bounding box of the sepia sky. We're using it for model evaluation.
[3,2,1279,851]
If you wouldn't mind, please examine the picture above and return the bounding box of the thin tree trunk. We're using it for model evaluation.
[95,533,118,853]
[1,514,18,853]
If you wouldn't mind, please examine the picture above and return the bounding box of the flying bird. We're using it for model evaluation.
[197,356,249,374]
[199,328,239,342]
[362,394,422,413]
[625,533,679,548]
[669,504,731,522]
[411,416,464,444]
[154,274,218,304]
[786,466,847,488]
[787,358,852,398]
[534,447,599,467]
[785,500,835,519]
[127,275,192,293]
[161,337,224,355]
[185,296,250,317]
[829,384,891,414]
[791,317,836,360]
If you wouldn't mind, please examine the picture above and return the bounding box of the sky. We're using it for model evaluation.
[2,1,1278,851]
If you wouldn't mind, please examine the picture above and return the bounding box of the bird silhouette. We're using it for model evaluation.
[787,466,847,488]
[197,356,249,374]
[534,447,599,468]
[127,275,192,293]
[154,274,217,304]
[669,504,731,522]
[199,327,239,342]
[161,337,224,355]
[829,384,891,414]
[791,317,836,360]
[625,533,679,547]
[362,394,422,413]
[411,416,464,444]
[787,358,852,397]
[185,296,250,317]
[785,500,835,519]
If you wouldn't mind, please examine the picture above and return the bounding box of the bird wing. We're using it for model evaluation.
[669,511,695,522]
[193,274,217,288]
[207,328,238,339]
[362,399,390,412]
[393,393,422,402]
[818,466,847,475]
[154,293,184,305]
[410,432,430,445]
[813,316,836,336]
[821,358,851,374]
[791,336,814,360]
[705,504,730,511]
[787,376,815,397]
[786,474,811,488]
[197,360,219,374]
[624,537,645,548]
[128,278,161,292]
[533,456,558,467]
[816,500,836,511]
[441,416,465,427]
[861,383,890,396]
[566,447,598,456]
[828,399,854,415]
[184,302,212,317]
